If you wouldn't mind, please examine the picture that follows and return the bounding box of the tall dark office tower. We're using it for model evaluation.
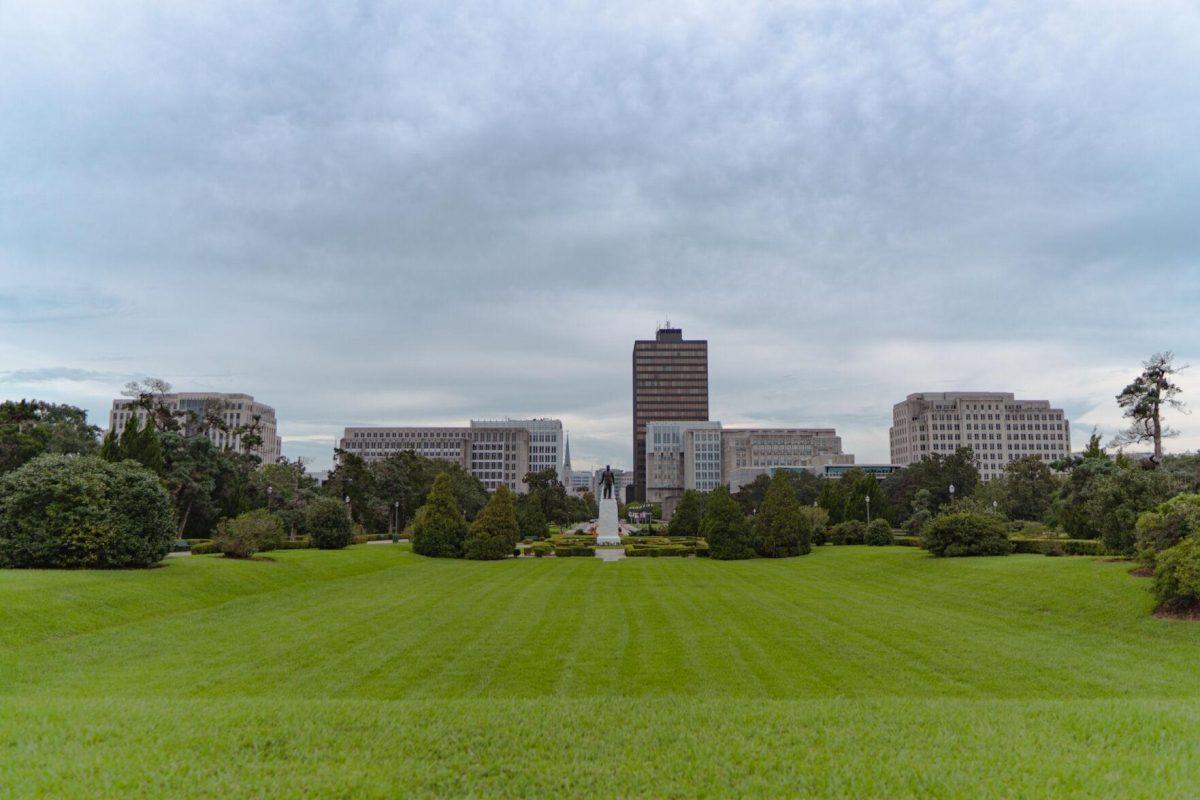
[632,326,709,502]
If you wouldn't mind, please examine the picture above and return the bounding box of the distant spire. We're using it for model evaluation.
[563,433,572,471]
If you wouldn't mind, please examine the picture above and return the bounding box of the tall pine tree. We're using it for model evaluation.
[412,472,468,558]
[464,485,520,560]
[754,471,811,558]
[701,486,755,560]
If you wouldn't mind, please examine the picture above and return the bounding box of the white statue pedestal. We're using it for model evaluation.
[596,498,621,545]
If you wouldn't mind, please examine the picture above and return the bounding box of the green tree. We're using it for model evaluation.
[1003,456,1057,521]
[99,427,120,461]
[1087,467,1179,555]
[668,490,706,536]
[1112,352,1187,466]
[305,496,354,550]
[516,494,550,540]
[1054,454,1116,539]
[754,471,811,558]
[118,414,143,461]
[412,473,468,558]
[464,485,520,560]
[701,486,755,560]
[837,468,889,524]
[134,417,163,474]
[881,448,980,522]
[0,400,99,475]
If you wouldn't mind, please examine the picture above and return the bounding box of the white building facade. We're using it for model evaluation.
[109,392,282,464]
[337,417,564,493]
[889,392,1071,481]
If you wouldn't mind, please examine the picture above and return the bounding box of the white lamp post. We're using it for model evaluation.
[865,494,871,525]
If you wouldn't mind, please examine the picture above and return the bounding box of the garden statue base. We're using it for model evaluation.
[596,498,621,545]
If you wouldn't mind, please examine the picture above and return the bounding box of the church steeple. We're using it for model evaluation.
[563,433,572,472]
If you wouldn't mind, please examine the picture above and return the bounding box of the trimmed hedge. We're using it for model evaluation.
[554,546,595,557]
[625,544,694,557]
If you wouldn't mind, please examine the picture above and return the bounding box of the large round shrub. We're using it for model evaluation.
[0,454,173,568]
[865,518,894,546]
[921,512,1012,557]
[1152,535,1200,613]
[305,496,353,550]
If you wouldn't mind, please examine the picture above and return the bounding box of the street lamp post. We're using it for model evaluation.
[266,484,273,512]
[392,500,400,543]
[865,494,871,525]
[948,484,956,506]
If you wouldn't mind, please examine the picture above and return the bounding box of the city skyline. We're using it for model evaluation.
[3,3,1199,471]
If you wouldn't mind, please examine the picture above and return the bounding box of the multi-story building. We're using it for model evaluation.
[645,421,855,517]
[337,418,564,493]
[632,325,709,502]
[889,392,1071,480]
[473,418,564,482]
[722,427,853,491]
[645,421,723,516]
[109,392,281,463]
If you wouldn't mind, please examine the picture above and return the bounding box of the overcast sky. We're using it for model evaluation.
[2,1,1199,472]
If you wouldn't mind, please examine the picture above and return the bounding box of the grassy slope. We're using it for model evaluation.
[2,546,1198,798]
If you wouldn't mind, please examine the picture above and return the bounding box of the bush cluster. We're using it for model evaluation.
[305,496,354,550]
[828,520,866,545]
[464,485,520,560]
[1135,493,1200,565]
[865,519,894,546]
[213,509,284,558]
[0,454,174,569]
[922,512,1012,557]
[1152,536,1200,613]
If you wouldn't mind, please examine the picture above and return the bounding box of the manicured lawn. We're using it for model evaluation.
[2,545,1198,797]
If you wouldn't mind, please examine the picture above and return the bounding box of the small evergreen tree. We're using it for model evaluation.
[516,495,549,540]
[136,417,163,475]
[754,471,811,557]
[668,489,705,537]
[99,428,121,461]
[464,485,520,560]
[701,486,755,560]
[412,472,468,558]
[118,416,142,462]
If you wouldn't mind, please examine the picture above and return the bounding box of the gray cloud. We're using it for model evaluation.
[2,1,1199,469]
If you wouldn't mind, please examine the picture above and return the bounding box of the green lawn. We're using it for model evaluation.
[2,545,1198,798]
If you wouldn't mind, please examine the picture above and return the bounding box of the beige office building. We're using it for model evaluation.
[645,421,855,517]
[337,418,565,493]
[889,392,1071,481]
[722,427,853,492]
[109,392,282,463]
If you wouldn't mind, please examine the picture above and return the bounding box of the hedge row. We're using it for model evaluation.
[625,544,710,558]
[1011,538,1107,556]
[191,537,313,555]
[888,536,1106,556]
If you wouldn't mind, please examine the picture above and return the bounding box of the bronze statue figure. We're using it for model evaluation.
[599,465,615,500]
